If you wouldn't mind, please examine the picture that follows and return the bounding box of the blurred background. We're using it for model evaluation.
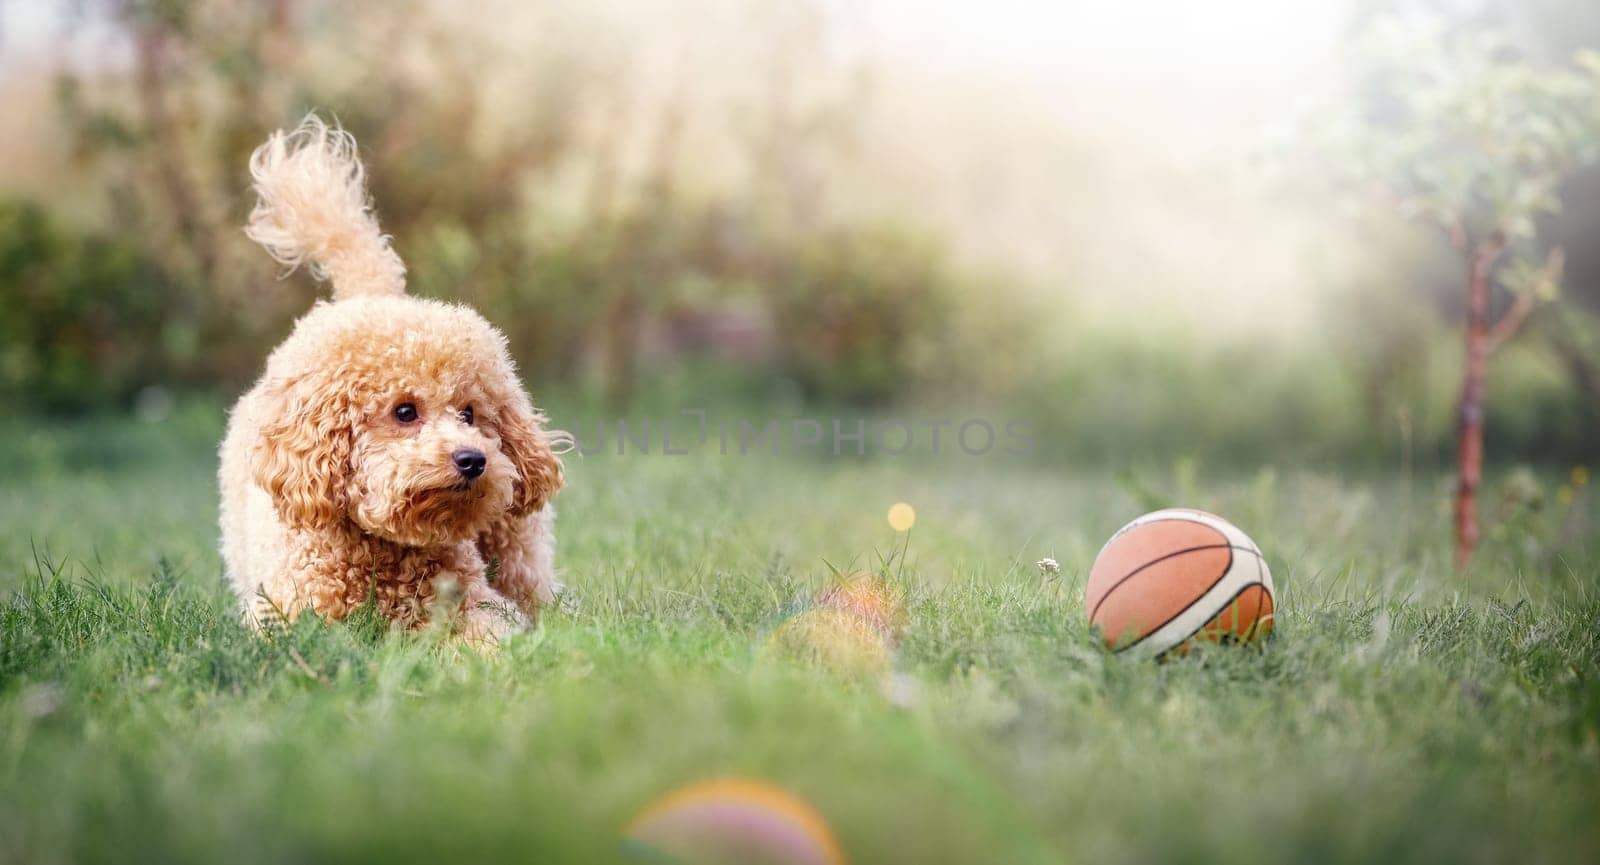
[1,0,1597,467]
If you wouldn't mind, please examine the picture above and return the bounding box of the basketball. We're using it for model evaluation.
[1086,509,1275,655]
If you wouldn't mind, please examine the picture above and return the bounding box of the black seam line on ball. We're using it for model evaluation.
[1148,580,1268,659]
[1089,541,1232,622]
[1245,569,1271,641]
[1111,544,1232,652]
[1145,575,1267,658]
[1110,546,1267,654]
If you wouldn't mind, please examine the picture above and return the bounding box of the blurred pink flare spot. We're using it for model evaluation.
[625,778,847,865]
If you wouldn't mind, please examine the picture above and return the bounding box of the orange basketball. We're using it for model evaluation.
[1086,509,1275,655]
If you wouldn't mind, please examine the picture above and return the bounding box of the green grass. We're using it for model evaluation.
[2,405,1598,864]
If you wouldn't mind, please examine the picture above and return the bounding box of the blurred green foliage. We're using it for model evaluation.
[1012,306,1600,465]
[771,224,1038,403]
[1287,11,1600,468]
[1324,17,1600,251]
[774,225,950,403]
[20,0,1035,411]
[1,0,1597,465]
[0,201,185,411]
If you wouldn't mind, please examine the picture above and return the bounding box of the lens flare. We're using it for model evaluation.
[763,606,894,676]
[886,502,916,532]
[817,575,905,643]
[761,573,906,677]
[624,778,847,865]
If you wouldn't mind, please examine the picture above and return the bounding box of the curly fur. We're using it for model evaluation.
[245,113,406,299]
[220,114,564,644]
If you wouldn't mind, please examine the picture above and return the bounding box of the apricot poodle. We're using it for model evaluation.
[219,114,565,643]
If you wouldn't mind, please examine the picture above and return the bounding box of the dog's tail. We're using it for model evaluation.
[245,113,406,300]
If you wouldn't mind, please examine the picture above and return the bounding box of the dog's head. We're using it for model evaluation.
[250,296,563,547]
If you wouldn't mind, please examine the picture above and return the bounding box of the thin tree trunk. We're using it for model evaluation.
[1453,240,1499,570]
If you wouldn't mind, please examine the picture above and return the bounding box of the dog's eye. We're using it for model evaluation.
[459,406,474,426]
[393,403,419,423]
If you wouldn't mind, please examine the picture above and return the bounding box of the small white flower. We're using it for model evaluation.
[1035,557,1061,576]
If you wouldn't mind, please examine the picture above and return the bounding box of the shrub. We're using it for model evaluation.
[0,200,186,412]
[769,224,963,404]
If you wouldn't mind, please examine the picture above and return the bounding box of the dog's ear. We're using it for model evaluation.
[497,400,564,517]
[250,375,355,529]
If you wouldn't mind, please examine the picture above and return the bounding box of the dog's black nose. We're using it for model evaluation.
[451,448,487,480]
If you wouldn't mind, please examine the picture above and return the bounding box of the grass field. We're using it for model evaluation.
[2,405,1598,865]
